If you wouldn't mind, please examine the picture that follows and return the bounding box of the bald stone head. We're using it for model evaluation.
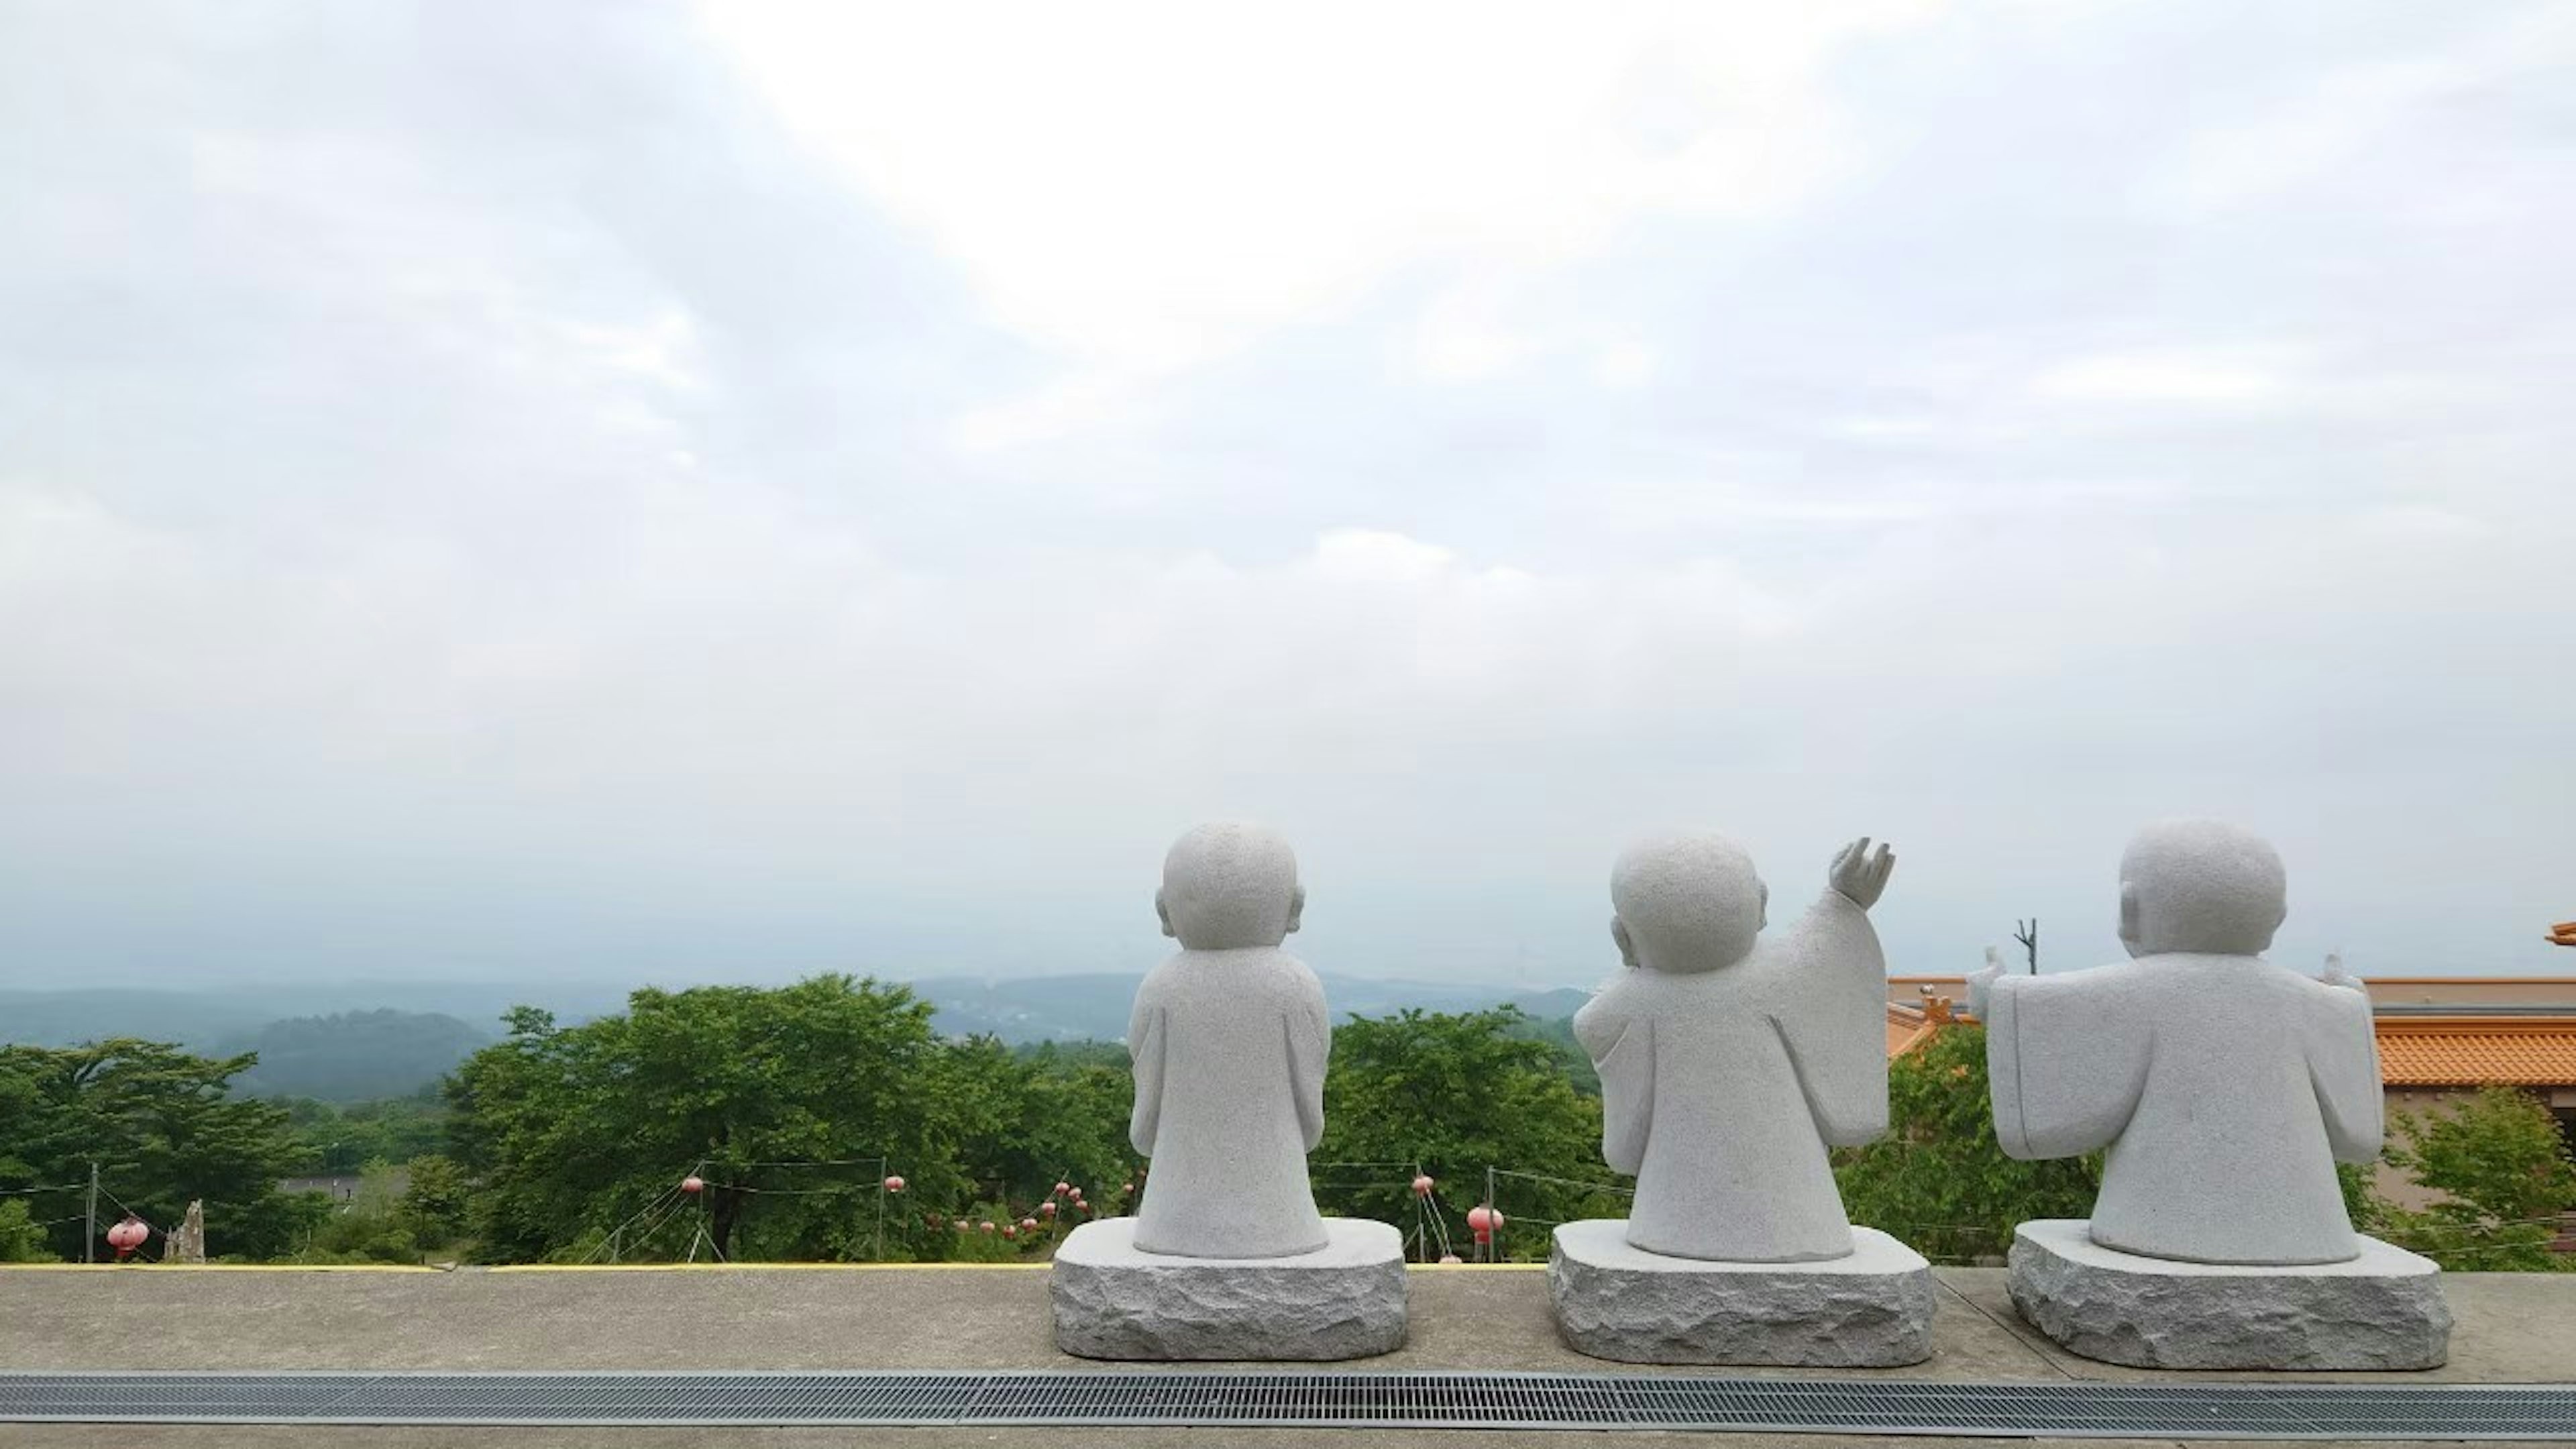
[2117,818,2288,958]
[1610,833,1768,975]
[1157,822,1305,951]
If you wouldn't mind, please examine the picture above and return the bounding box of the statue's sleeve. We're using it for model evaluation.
[1128,988,1165,1157]
[1763,893,1890,1146]
[2302,979,2384,1161]
[1577,989,1653,1176]
[1286,971,1330,1152]
[1984,965,2151,1159]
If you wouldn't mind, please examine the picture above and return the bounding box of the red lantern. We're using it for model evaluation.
[680,1175,704,1195]
[1467,1205,1500,1244]
[955,1221,970,1233]
[1079,1200,1093,1214]
[979,1220,996,1234]
[105,1216,149,1262]
[1053,1181,1070,1197]
[1040,1201,1057,1217]
[1003,1224,1018,1238]
[883,1175,906,1193]
[1020,1217,1038,1232]
[1411,1174,1434,1197]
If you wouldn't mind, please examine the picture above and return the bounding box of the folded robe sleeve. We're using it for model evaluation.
[1287,975,1330,1152]
[2302,979,2384,1162]
[1128,996,1165,1157]
[1762,893,1891,1146]
[1984,965,2152,1161]
[1576,988,1653,1176]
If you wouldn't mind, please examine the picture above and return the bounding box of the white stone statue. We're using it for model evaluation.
[1127,821,1330,1259]
[1968,819,2383,1265]
[1574,833,1896,1262]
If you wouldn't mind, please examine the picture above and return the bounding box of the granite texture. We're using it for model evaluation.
[1051,1217,1407,1361]
[2008,1219,2451,1370]
[1970,820,2385,1265]
[1549,1220,1933,1366]
[1572,834,1895,1262]
[1128,822,1330,1259]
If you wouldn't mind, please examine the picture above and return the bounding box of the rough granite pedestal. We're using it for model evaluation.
[1550,1220,1934,1366]
[1051,1217,1407,1361]
[2009,1218,2451,1370]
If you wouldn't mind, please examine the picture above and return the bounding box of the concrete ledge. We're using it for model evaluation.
[1549,1220,1934,1366]
[1050,1216,1407,1361]
[2009,1218,2452,1371]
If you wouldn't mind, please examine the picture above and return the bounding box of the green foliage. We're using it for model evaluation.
[1833,1023,2098,1263]
[280,1095,449,1174]
[945,1036,1139,1216]
[399,1155,472,1248]
[292,1162,424,1264]
[0,1199,50,1263]
[0,1038,314,1260]
[2372,1087,2576,1271]
[449,976,1030,1263]
[1312,1008,1613,1262]
[223,1011,492,1102]
[1501,1012,1599,1095]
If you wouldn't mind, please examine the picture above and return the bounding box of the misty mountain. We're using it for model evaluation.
[219,1010,495,1102]
[0,975,1597,1090]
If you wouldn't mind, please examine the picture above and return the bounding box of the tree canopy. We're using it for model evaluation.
[0,1038,315,1260]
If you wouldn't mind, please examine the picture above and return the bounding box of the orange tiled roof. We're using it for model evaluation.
[1886,1009,1933,1059]
[2375,1018,2576,1087]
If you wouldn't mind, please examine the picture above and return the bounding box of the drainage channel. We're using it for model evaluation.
[0,1371,2568,1438]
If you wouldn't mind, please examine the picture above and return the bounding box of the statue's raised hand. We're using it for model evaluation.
[1968,947,2005,1019]
[1828,837,1895,910]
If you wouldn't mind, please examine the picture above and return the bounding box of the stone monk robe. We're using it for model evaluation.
[1969,818,2383,1265]
[1126,821,1330,1259]
[1574,833,1897,1263]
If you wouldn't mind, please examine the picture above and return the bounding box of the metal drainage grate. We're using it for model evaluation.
[0,1371,2567,1439]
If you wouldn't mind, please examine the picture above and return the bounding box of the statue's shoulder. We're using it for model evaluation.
[1133,953,1192,1002]
[1263,949,1328,1005]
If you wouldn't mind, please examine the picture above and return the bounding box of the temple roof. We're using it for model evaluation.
[2375,1017,2576,1087]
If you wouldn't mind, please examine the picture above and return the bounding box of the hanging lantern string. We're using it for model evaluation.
[579,1161,704,1263]
[1485,1167,1633,1196]
[97,1185,158,1236]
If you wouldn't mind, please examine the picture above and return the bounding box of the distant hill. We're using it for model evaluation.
[0,988,276,1052]
[910,973,1591,1044]
[0,975,1595,1083]
[219,1010,494,1102]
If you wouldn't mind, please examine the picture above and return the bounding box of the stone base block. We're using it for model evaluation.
[1050,1217,1407,1361]
[2008,1218,2451,1371]
[1549,1220,1934,1366]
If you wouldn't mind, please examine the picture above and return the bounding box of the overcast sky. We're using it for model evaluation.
[3,1,2571,996]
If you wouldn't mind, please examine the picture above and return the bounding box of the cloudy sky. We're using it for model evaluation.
[3,1,2571,996]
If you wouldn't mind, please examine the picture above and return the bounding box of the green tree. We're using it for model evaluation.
[280,1095,450,1174]
[0,1200,50,1263]
[945,1037,1138,1216]
[1833,1022,2098,1263]
[448,976,1010,1263]
[2373,1086,2576,1272]
[1311,1008,1612,1262]
[0,1039,313,1260]
[398,1154,473,1250]
[294,1162,421,1264]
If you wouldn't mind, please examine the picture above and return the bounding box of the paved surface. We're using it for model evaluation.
[0,1263,2564,1446]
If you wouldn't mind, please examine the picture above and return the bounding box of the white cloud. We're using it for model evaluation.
[2028,347,2298,407]
[4,0,2573,987]
[699,0,1941,403]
